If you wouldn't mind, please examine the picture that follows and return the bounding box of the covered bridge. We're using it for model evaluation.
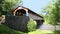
[4,6,44,32]
[13,6,43,25]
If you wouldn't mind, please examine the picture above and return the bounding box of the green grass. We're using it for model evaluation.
[54,30,60,34]
[28,30,54,34]
[0,24,27,34]
[28,30,60,34]
[0,24,60,34]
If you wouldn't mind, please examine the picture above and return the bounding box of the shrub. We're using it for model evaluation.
[27,19,37,32]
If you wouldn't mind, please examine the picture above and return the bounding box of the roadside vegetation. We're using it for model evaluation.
[0,0,60,34]
[0,24,54,34]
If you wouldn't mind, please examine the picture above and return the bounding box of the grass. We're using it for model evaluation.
[0,24,60,34]
[28,30,54,34]
[28,29,60,34]
[54,30,60,34]
[0,24,27,34]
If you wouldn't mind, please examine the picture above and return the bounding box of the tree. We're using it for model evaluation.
[42,0,60,25]
[0,0,21,15]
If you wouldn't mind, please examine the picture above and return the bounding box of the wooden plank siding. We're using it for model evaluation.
[28,13,43,20]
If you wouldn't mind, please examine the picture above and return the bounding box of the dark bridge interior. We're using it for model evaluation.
[15,9,26,16]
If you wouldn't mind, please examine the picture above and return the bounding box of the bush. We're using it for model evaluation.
[27,19,37,32]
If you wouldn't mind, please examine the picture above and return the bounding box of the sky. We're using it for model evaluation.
[22,0,52,14]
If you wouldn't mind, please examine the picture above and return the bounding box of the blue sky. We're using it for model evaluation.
[22,0,52,14]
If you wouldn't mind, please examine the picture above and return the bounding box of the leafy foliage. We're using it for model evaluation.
[0,0,21,15]
[27,19,37,32]
[42,0,60,25]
